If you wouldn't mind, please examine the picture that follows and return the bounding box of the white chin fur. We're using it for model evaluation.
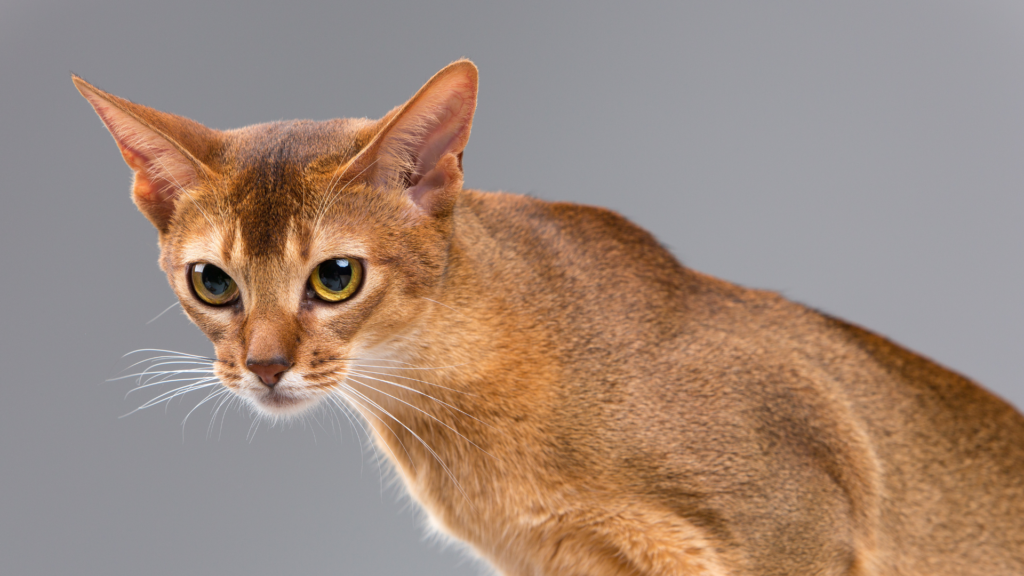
[240,374,324,418]
[249,392,321,418]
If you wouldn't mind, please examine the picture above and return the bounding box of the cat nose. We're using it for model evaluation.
[246,358,291,387]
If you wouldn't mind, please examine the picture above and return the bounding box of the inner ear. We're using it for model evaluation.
[404,88,473,187]
[341,60,478,215]
[72,75,219,232]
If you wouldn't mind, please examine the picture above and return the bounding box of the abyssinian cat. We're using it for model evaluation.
[75,60,1024,576]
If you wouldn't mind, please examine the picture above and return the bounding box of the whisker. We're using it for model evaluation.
[123,375,219,398]
[326,357,471,371]
[312,159,350,231]
[119,378,220,418]
[347,376,493,459]
[328,390,412,468]
[312,402,340,444]
[146,301,181,325]
[327,391,404,495]
[122,349,217,362]
[144,371,215,388]
[182,388,231,437]
[113,356,215,378]
[420,297,466,318]
[138,379,220,409]
[247,413,261,443]
[349,366,478,396]
[111,367,216,383]
[116,370,216,394]
[125,358,216,371]
[208,391,235,439]
[135,379,218,405]
[313,158,380,238]
[347,369,489,429]
[215,395,242,440]
[338,382,474,506]
[304,411,319,445]
[325,393,359,441]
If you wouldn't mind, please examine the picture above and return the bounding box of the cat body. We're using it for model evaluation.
[75,61,1024,575]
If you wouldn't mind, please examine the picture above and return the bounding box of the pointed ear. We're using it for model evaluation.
[72,75,220,232]
[341,60,478,217]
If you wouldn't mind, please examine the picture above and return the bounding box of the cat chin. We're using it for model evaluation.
[245,389,323,419]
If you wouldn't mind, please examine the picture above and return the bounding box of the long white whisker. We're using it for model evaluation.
[123,375,219,398]
[348,369,463,403]
[217,395,242,440]
[329,390,410,469]
[325,393,359,441]
[247,413,261,443]
[312,402,338,443]
[347,370,489,430]
[120,368,216,391]
[208,391,235,439]
[113,356,215,378]
[142,370,216,387]
[134,378,218,404]
[146,301,181,325]
[139,379,220,409]
[349,366,477,396]
[122,349,216,361]
[347,376,492,459]
[329,357,471,371]
[124,358,216,371]
[327,391,401,496]
[182,387,230,437]
[338,382,473,506]
[111,367,216,384]
[301,411,319,445]
[119,379,220,417]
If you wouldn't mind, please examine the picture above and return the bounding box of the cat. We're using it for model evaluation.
[75,60,1024,576]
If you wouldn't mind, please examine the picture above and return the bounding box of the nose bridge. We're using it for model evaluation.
[244,303,299,365]
[238,251,303,386]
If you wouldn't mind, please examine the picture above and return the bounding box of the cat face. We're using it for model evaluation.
[158,156,448,416]
[76,61,478,417]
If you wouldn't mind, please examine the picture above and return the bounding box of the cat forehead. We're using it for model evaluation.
[224,117,375,170]
[191,117,378,259]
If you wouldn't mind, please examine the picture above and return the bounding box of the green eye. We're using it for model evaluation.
[310,258,362,302]
[190,263,239,306]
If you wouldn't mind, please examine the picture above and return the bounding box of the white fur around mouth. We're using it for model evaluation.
[251,387,321,417]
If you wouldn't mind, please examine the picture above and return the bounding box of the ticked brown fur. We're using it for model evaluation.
[76,61,1024,575]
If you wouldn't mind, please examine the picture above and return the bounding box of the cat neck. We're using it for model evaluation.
[344,187,703,530]
[342,191,574,518]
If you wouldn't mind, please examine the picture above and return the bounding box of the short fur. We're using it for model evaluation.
[75,61,1024,575]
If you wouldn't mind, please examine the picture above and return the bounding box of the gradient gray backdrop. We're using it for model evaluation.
[2,2,1023,575]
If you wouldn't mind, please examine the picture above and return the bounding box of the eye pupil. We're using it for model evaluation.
[309,257,362,302]
[202,265,231,295]
[190,263,239,306]
[318,259,352,292]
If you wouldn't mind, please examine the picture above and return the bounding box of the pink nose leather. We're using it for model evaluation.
[247,361,290,387]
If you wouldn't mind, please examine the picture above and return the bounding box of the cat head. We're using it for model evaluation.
[76,61,478,417]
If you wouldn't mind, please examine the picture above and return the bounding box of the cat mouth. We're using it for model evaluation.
[251,387,321,417]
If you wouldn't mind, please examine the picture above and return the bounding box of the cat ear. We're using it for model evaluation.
[342,60,478,217]
[72,75,219,232]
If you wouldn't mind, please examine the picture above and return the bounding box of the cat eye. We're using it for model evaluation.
[310,258,363,302]
[190,263,239,306]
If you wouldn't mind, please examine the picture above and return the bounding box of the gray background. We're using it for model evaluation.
[2,1,1022,575]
